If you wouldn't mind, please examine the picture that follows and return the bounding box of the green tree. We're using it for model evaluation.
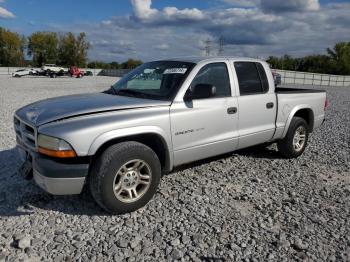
[120,58,143,69]
[0,27,25,66]
[27,31,58,66]
[298,55,331,74]
[327,42,350,75]
[110,61,119,69]
[58,32,90,67]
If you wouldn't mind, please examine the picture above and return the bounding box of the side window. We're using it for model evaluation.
[190,63,231,98]
[234,62,268,95]
[256,63,269,92]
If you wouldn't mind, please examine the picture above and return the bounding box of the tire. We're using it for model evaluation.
[277,117,309,158]
[89,141,161,214]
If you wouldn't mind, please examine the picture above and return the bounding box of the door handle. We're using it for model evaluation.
[227,107,237,114]
[266,102,274,109]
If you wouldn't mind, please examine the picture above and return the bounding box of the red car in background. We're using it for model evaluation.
[69,66,84,78]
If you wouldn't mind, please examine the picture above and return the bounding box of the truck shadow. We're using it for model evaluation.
[0,144,282,217]
[0,147,106,217]
[172,144,282,173]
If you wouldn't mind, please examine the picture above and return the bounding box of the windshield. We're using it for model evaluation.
[111,61,195,100]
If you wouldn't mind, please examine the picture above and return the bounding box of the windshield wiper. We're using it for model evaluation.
[115,89,148,98]
[103,86,117,95]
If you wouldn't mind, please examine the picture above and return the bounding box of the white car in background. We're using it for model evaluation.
[12,69,38,77]
[41,64,65,74]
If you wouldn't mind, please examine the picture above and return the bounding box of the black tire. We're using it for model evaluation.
[277,117,309,158]
[89,141,161,214]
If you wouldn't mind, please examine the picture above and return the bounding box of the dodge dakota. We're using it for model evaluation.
[14,57,327,214]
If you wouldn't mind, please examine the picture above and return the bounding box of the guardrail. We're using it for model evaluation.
[275,69,350,87]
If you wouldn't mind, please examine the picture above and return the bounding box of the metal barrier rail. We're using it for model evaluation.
[1,67,350,87]
[275,69,350,87]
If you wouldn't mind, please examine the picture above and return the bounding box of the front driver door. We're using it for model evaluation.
[170,62,239,166]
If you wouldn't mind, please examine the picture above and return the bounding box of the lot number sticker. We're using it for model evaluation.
[164,68,188,74]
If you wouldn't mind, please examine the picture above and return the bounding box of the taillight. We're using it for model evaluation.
[324,99,329,110]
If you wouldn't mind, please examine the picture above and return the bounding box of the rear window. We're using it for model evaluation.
[234,62,269,95]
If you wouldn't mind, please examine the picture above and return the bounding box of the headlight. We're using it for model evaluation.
[37,134,76,158]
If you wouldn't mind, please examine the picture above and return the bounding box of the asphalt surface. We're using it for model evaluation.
[0,75,349,261]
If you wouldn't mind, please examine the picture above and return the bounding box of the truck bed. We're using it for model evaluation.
[274,87,326,139]
[276,87,326,94]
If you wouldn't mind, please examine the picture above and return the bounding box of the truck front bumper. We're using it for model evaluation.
[33,169,86,195]
[32,153,89,195]
[17,146,90,195]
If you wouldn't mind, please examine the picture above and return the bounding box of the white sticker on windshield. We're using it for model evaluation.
[164,68,188,74]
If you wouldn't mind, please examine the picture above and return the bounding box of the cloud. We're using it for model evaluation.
[0,6,15,18]
[222,0,260,7]
[154,44,169,51]
[54,0,350,62]
[261,0,320,13]
[223,0,320,13]
[131,0,157,20]
[130,0,205,24]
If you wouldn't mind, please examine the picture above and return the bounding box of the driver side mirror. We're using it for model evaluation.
[184,84,216,101]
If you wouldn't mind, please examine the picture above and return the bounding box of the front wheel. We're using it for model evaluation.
[277,117,309,158]
[89,142,161,214]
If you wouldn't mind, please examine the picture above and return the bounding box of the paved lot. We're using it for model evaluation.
[0,75,349,261]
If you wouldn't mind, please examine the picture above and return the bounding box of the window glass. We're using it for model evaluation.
[112,61,195,100]
[256,63,269,92]
[234,62,264,95]
[190,63,231,98]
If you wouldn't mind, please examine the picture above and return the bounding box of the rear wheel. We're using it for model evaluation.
[89,141,161,214]
[277,117,309,158]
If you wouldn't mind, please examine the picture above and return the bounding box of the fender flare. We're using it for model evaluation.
[281,104,313,138]
[88,126,173,171]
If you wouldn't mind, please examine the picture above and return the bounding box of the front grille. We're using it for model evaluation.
[14,116,37,151]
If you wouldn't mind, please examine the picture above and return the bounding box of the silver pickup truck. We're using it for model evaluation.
[14,57,327,214]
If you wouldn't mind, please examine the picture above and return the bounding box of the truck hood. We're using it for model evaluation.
[15,93,171,126]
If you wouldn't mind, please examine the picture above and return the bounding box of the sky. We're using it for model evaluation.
[1,0,350,62]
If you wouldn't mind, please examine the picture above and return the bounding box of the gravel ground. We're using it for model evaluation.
[0,75,349,262]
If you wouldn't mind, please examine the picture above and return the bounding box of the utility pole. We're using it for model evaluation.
[218,36,224,56]
[204,39,212,56]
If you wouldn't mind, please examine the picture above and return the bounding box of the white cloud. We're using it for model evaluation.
[131,0,158,20]
[0,6,15,18]
[131,0,205,23]
[154,44,169,51]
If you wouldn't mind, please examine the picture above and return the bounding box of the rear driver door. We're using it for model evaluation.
[234,61,276,148]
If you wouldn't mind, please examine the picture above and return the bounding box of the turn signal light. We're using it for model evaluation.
[324,99,329,110]
[38,147,77,158]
